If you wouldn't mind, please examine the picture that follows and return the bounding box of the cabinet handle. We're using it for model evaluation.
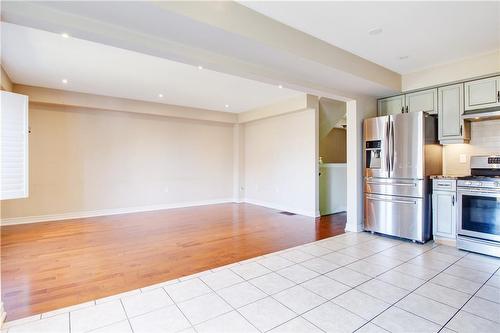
[497,91,499,102]
[401,106,404,113]
[405,106,409,113]
[452,195,455,206]
[460,125,463,136]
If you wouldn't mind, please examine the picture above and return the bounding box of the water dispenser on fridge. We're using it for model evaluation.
[365,140,382,169]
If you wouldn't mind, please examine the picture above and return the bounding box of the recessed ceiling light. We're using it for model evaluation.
[399,55,409,60]
[61,33,70,38]
[368,28,383,36]
[158,93,164,98]
[278,85,283,89]
[198,65,203,70]
[224,104,229,108]
[61,79,68,84]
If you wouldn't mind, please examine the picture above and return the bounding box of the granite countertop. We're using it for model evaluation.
[430,175,468,180]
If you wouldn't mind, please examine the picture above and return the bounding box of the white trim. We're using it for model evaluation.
[0,302,5,328]
[243,198,317,218]
[319,163,347,168]
[0,198,318,226]
[0,199,235,226]
[433,236,457,247]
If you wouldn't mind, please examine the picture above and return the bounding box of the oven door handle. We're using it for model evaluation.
[459,189,500,195]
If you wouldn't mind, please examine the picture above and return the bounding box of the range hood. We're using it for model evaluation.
[462,108,500,122]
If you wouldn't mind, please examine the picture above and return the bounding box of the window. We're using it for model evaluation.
[1,91,29,200]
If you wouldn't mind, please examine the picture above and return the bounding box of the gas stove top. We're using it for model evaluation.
[457,156,500,189]
[457,177,500,189]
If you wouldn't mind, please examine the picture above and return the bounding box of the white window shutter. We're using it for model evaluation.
[1,91,29,200]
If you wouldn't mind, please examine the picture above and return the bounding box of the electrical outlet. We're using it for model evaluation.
[459,154,467,164]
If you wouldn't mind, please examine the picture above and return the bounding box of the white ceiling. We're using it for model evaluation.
[1,22,303,113]
[241,1,500,74]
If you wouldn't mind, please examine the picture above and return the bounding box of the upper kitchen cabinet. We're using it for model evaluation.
[378,89,438,116]
[405,88,438,115]
[465,76,500,111]
[377,95,405,116]
[1,91,29,200]
[438,83,470,144]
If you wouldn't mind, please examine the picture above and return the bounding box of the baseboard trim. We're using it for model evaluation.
[1,198,235,226]
[1,198,317,226]
[243,198,316,217]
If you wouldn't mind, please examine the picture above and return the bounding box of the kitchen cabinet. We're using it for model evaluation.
[432,179,457,242]
[405,88,438,114]
[438,83,470,144]
[378,95,405,116]
[465,76,500,111]
[1,91,29,200]
[378,89,438,116]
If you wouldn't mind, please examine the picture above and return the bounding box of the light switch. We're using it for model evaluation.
[459,154,467,163]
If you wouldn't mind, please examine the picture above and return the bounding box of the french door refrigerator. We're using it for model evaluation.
[363,111,442,242]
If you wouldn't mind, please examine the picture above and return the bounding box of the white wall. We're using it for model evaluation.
[346,97,377,232]
[443,119,500,176]
[319,164,347,215]
[243,108,317,216]
[402,50,500,91]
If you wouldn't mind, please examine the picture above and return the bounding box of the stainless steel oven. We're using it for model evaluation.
[456,155,500,257]
[457,187,500,242]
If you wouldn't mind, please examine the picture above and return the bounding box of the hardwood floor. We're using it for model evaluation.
[1,203,346,321]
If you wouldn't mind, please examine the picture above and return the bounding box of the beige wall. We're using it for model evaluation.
[320,129,347,163]
[402,50,500,91]
[243,108,317,216]
[318,98,347,163]
[443,119,500,176]
[1,103,234,219]
[1,66,13,92]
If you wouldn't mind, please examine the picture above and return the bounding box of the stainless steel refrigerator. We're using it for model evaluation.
[363,111,442,242]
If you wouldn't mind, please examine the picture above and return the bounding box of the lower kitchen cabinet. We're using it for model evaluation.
[432,180,457,242]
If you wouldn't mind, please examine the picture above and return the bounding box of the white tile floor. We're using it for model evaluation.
[3,232,500,333]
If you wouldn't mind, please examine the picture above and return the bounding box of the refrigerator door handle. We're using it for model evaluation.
[385,119,391,176]
[365,181,417,187]
[390,119,395,173]
[366,195,417,205]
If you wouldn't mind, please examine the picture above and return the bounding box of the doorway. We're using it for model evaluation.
[318,97,348,216]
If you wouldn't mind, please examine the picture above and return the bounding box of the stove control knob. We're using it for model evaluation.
[476,182,482,187]
[496,182,500,188]
[466,181,472,186]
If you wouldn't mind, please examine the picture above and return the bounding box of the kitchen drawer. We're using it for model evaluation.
[365,178,423,198]
[364,193,425,242]
[432,179,456,192]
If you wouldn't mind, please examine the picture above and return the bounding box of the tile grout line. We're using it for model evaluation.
[361,247,499,331]
[162,234,379,332]
[0,236,443,332]
[218,235,425,332]
[5,233,497,333]
[231,235,408,332]
[191,271,262,332]
[349,240,462,332]
[437,266,500,332]
[119,298,135,333]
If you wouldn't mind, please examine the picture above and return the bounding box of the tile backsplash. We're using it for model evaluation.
[443,119,500,176]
